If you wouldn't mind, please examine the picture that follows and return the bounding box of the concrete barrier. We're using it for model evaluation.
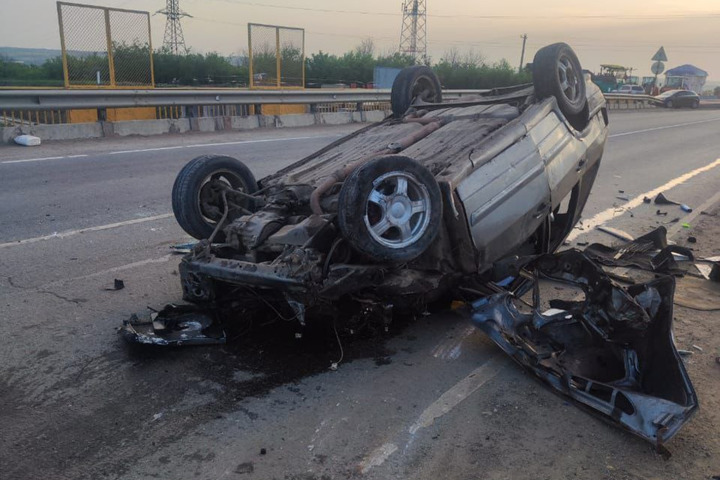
[1,122,103,143]
[0,110,392,143]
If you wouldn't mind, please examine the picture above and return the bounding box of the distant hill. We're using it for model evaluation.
[0,47,62,65]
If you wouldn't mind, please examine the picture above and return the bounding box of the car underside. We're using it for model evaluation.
[121,43,697,450]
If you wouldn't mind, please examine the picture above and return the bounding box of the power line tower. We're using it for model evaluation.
[399,0,427,62]
[157,0,192,55]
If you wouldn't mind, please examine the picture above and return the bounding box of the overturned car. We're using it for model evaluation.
[167,43,607,323]
[122,43,699,449]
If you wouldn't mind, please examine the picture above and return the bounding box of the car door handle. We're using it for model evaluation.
[533,202,549,218]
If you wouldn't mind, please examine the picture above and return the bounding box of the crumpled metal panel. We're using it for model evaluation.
[470,250,698,451]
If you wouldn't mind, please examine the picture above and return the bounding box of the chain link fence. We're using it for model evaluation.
[248,23,304,89]
[57,2,154,88]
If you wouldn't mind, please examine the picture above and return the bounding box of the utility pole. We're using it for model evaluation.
[399,0,427,63]
[519,34,528,73]
[157,0,192,55]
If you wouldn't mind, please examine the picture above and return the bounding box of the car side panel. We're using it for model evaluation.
[456,134,551,266]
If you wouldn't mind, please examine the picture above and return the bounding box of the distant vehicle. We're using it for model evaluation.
[655,89,700,108]
[591,64,629,93]
[614,85,645,94]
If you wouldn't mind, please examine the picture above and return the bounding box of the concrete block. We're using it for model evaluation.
[230,116,260,130]
[197,117,216,132]
[1,122,103,142]
[319,112,353,125]
[363,110,388,123]
[258,115,277,128]
[1,126,22,144]
[112,118,190,137]
[276,114,316,128]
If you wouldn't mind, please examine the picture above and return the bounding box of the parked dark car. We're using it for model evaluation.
[655,89,700,108]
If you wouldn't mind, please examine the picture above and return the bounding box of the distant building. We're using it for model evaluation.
[663,64,708,93]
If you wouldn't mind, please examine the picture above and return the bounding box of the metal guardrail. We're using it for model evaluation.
[0,88,486,111]
[603,93,658,109]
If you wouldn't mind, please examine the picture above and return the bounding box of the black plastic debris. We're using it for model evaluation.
[643,196,652,204]
[470,249,698,450]
[105,279,125,291]
[655,192,679,205]
[687,236,697,244]
[121,304,226,346]
[584,226,693,274]
[656,210,668,216]
[711,263,720,282]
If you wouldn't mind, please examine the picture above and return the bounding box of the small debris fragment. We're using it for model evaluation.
[680,204,693,213]
[682,223,691,229]
[643,196,651,204]
[692,345,703,352]
[105,279,125,291]
[597,226,634,242]
[14,134,41,146]
[656,210,668,216]
[618,190,625,194]
[170,241,197,254]
[616,195,630,201]
[696,264,712,280]
[260,448,267,455]
[655,192,679,205]
[677,349,693,357]
[576,241,589,247]
[687,236,697,243]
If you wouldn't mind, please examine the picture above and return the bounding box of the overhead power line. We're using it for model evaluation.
[207,0,720,20]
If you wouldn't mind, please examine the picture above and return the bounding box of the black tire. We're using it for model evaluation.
[666,100,674,108]
[692,99,699,109]
[533,43,587,116]
[391,66,443,118]
[172,155,258,242]
[337,155,442,263]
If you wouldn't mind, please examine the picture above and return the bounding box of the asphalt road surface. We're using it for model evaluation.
[1,109,720,480]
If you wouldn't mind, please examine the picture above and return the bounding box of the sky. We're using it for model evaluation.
[2,0,720,82]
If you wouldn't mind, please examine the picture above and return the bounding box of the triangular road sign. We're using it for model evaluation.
[652,47,667,62]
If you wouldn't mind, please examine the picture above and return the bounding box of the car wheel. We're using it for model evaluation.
[172,155,258,242]
[337,155,442,263]
[666,100,674,108]
[692,99,699,109]
[391,66,443,118]
[532,43,587,116]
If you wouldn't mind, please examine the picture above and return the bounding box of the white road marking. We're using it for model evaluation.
[0,213,173,249]
[359,443,398,474]
[108,146,185,154]
[1,135,339,164]
[408,354,504,434]
[1,154,88,164]
[567,157,720,242]
[359,354,505,474]
[431,326,476,360]
[608,117,720,138]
